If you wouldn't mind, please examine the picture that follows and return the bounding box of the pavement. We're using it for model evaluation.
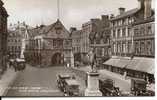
[5,64,86,96]
[6,65,64,96]
[1,64,154,97]
[98,70,131,93]
[0,68,19,96]
[71,66,131,93]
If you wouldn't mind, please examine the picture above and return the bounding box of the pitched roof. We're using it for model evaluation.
[0,0,3,5]
[70,30,82,38]
[28,19,70,39]
[28,28,40,38]
[111,8,139,21]
[133,14,155,25]
[0,6,9,17]
[41,20,70,38]
[8,28,26,38]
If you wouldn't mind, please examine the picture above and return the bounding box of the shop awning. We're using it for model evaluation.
[126,57,155,74]
[103,58,130,68]
[103,57,155,74]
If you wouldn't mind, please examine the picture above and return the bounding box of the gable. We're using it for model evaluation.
[44,20,70,39]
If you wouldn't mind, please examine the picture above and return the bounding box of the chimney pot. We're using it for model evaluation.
[110,14,115,19]
[138,0,145,9]
[101,15,109,20]
[119,7,125,15]
[144,0,152,19]
[70,27,77,33]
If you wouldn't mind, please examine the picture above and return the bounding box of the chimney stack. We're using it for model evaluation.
[119,7,125,15]
[110,14,115,19]
[101,15,109,21]
[36,25,39,29]
[144,0,152,19]
[23,21,26,26]
[0,0,4,6]
[138,0,152,19]
[70,27,77,33]
[138,0,145,9]
[91,18,100,22]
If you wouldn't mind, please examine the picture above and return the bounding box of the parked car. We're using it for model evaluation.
[14,58,26,71]
[130,78,148,96]
[9,59,15,68]
[99,78,121,96]
[64,79,80,96]
[57,74,72,91]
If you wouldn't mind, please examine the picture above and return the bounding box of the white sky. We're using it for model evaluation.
[2,0,155,29]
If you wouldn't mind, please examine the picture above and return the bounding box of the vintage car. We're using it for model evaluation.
[14,58,26,71]
[130,78,148,96]
[9,59,15,67]
[64,79,80,96]
[57,74,73,91]
[99,78,121,96]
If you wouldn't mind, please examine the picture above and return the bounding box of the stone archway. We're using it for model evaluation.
[51,52,63,66]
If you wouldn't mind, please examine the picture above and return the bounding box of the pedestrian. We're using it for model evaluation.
[85,73,88,87]
[13,59,17,72]
[67,63,70,68]
[9,60,12,68]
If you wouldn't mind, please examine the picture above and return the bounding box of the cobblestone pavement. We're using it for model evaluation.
[5,65,86,97]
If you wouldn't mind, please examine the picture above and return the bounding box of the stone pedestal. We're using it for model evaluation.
[85,72,102,96]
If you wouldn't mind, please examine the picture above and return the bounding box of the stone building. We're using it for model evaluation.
[104,0,155,83]
[110,7,137,57]
[70,27,82,63]
[89,15,111,64]
[25,19,73,67]
[81,18,101,54]
[125,13,155,83]
[110,0,154,57]
[7,21,29,59]
[80,18,103,64]
[133,16,155,57]
[0,0,8,74]
[70,27,81,54]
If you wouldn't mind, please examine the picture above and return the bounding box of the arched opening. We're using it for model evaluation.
[51,52,63,66]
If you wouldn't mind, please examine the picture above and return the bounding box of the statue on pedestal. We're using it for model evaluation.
[85,48,102,96]
[87,48,97,72]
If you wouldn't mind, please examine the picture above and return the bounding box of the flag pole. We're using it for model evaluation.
[57,0,60,20]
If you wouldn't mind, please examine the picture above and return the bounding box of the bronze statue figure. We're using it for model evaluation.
[87,48,97,72]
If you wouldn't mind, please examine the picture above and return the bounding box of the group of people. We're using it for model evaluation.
[8,59,17,72]
[8,58,26,72]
